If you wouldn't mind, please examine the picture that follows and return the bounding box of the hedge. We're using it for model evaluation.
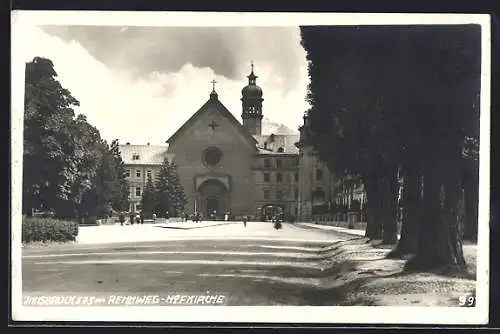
[22,217,79,243]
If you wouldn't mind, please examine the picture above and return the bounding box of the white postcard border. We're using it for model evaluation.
[11,11,491,325]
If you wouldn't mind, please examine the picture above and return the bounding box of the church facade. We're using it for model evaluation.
[119,65,341,221]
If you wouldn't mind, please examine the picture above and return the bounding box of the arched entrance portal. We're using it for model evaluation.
[260,204,284,221]
[198,179,229,219]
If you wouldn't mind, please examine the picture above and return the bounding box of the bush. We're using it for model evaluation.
[22,217,79,243]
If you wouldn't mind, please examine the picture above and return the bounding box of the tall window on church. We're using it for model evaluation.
[125,170,130,178]
[136,170,141,178]
[147,170,152,179]
[276,190,283,200]
[264,173,270,182]
[276,159,282,168]
[316,169,323,181]
[264,190,270,200]
[135,187,141,197]
[276,173,283,183]
[264,158,271,168]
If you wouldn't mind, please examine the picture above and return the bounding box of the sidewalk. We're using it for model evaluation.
[295,222,366,236]
[295,222,402,240]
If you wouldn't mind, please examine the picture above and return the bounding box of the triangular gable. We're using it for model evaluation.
[166,95,258,147]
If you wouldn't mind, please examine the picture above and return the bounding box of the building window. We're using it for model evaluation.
[294,172,299,182]
[264,142,268,149]
[136,170,141,177]
[147,170,152,179]
[264,173,270,182]
[294,188,298,199]
[276,159,282,168]
[264,190,270,200]
[135,187,141,197]
[276,190,283,200]
[132,154,140,160]
[277,147,284,153]
[264,158,271,168]
[276,173,283,183]
[135,204,142,211]
[316,169,323,181]
[125,170,130,177]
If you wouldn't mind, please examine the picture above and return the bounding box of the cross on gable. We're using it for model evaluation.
[211,79,217,92]
[208,120,219,131]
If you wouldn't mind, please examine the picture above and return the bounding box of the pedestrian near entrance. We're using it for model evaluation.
[129,212,135,225]
[152,213,156,222]
[243,215,248,228]
[140,211,144,224]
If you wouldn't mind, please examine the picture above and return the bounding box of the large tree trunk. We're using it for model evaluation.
[405,158,467,274]
[363,174,383,240]
[463,166,479,242]
[387,165,421,258]
[381,167,399,245]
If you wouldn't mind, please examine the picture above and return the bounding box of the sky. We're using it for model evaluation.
[21,25,311,145]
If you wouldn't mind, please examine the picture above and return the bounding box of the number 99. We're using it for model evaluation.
[459,295,475,306]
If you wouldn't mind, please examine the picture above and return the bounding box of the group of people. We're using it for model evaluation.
[118,211,157,226]
[116,210,282,229]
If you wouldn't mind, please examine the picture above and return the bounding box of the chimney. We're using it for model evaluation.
[147,142,150,146]
[126,142,130,145]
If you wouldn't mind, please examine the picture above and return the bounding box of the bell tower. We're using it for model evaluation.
[241,61,263,135]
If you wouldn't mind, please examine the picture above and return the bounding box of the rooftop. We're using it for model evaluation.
[253,133,300,155]
[119,143,173,165]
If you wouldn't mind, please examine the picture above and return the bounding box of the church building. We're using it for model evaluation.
[119,64,339,221]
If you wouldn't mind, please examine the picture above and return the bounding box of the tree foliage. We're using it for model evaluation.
[23,57,129,220]
[140,174,156,218]
[300,25,481,273]
[153,158,187,217]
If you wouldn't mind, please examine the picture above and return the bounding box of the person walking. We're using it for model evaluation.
[129,211,135,225]
[152,212,156,222]
[243,215,247,228]
[273,215,282,230]
[140,211,145,225]
[119,212,125,226]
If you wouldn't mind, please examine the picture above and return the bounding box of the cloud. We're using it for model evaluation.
[19,25,310,145]
[41,26,307,92]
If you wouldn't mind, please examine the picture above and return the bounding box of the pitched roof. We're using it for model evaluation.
[166,92,258,147]
[254,133,300,155]
[119,144,173,165]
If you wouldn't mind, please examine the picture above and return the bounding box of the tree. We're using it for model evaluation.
[300,26,402,243]
[140,174,156,218]
[168,162,188,216]
[23,57,130,221]
[23,57,81,216]
[109,139,130,212]
[300,25,481,273]
[154,157,172,217]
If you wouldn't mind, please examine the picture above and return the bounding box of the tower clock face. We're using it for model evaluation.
[203,147,223,166]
